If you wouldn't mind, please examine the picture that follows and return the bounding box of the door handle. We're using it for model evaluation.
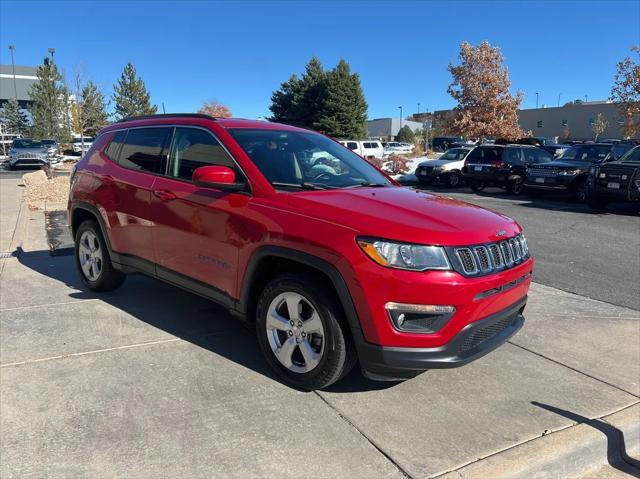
[103,174,114,185]
[153,189,177,202]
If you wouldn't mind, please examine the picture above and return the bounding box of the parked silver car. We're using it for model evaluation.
[7,139,52,170]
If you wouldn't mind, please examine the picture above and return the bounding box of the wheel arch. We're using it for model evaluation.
[239,247,362,337]
[70,202,114,254]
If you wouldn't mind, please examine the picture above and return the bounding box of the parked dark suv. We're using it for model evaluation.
[432,136,464,152]
[462,144,554,195]
[586,145,640,210]
[68,114,533,390]
[524,143,632,201]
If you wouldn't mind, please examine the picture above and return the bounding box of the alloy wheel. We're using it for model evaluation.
[78,230,103,281]
[265,292,325,373]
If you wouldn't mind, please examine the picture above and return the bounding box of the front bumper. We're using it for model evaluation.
[9,157,50,167]
[356,295,526,380]
[525,175,576,191]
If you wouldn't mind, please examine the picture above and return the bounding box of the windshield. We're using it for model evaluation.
[13,139,43,149]
[229,129,391,189]
[440,148,470,161]
[621,146,640,162]
[41,139,56,145]
[560,145,611,162]
[73,137,93,143]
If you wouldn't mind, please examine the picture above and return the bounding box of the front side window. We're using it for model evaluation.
[168,127,240,181]
[561,145,612,162]
[118,127,172,174]
[533,149,554,163]
[505,147,524,164]
[229,129,391,189]
[347,142,358,150]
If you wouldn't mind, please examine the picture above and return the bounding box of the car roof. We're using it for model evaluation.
[108,113,311,134]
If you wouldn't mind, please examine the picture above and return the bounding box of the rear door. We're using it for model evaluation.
[104,127,173,264]
[150,126,250,298]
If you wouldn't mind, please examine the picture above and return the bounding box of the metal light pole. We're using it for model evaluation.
[8,45,18,101]
[557,93,562,107]
[536,92,539,109]
[398,106,403,134]
[48,47,55,59]
[417,102,421,115]
[584,95,588,103]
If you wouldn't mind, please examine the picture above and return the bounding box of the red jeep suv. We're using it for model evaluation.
[68,114,533,390]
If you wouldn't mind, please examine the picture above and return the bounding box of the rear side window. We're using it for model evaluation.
[104,130,126,162]
[168,127,240,181]
[505,147,524,164]
[118,127,172,174]
[347,142,358,150]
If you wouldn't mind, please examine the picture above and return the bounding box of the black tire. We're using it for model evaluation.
[573,178,588,202]
[470,181,485,192]
[256,273,356,390]
[507,176,524,195]
[447,172,461,188]
[74,220,125,291]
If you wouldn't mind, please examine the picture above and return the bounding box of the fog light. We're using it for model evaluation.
[385,302,456,333]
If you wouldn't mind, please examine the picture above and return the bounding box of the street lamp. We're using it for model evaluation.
[557,93,562,107]
[417,102,421,115]
[8,45,17,101]
[398,106,403,132]
[48,47,55,59]
[536,92,539,109]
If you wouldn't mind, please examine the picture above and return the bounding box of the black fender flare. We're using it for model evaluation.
[239,246,363,336]
[69,201,114,253]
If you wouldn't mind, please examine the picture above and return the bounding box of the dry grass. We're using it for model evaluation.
[22,170,70,209]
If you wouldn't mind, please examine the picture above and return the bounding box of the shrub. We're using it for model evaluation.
[365,157,385,169]
[385,154,410,175]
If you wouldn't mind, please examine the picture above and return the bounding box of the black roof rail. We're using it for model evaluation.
[116,113,217,123]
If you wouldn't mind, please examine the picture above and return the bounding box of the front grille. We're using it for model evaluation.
[449,234,530,277]
[18,153,41,160]
[460,315,515,353]
[528,168,560,177]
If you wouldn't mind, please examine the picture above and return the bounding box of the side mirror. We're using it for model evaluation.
[192,165,244,191]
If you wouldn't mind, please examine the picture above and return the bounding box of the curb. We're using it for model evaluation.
[437,403,640,478]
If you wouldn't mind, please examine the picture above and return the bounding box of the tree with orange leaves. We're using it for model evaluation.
[197,99,232,118]
[610,46,639,138]
[447,41,526,140]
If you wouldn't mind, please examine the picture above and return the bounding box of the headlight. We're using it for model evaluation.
[559,169,580,176]
[357,237,451,271]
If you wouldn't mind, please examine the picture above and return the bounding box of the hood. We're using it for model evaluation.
[531,160,593,169]
[418,158,461,168]
[284,186,520,246]
[11,147,47,155]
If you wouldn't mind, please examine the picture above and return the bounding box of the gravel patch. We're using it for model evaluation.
[22,170,69,209]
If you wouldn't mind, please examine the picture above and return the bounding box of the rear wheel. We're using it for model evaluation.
[74,220,125,291]
[507,176,524,195]
[256,273,356,390]
[470,181,485,192]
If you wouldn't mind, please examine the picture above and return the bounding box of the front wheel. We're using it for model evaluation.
[256,273,356,390]
[470,181,485,192]
[507,176,524,195]
[446,172,461,187]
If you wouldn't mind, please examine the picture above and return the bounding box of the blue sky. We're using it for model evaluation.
[1,0,638,119]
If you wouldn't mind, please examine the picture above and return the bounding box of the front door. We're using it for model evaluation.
[150,126,250,298]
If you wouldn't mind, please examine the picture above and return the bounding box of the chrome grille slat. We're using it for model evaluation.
[453,235,529,276]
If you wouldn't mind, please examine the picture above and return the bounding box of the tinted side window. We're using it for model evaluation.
[347,142,358,150]
[104,130,126,162]
[119,127,172,174]
[505,147,524,164]
[168,127,239,181]
[534,149,553,163]
[622,147,640,162]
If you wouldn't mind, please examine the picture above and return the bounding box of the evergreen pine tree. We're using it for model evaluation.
[315,59,368,139]
[1,98,29,135]
[29,57,71,142]
[79,81,109,136]
[396,125,415,142]
[269,74,302,124]
[297,57,327,128]
[112,63,157,119]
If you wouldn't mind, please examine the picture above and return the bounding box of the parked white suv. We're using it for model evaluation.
[339,140,383,159]
[414,147,472,187]
[71,137,94,155]
[383,142,414,155]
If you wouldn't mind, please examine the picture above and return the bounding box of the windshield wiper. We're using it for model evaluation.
[271,181,329,190]
[346,181,388,188]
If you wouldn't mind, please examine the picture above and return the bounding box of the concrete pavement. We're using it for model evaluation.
[1,176,639,478]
